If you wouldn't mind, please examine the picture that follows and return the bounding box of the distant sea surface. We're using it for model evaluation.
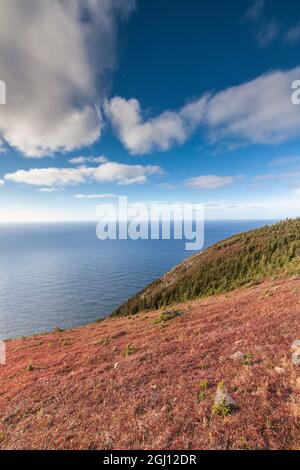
[0,220,275,340]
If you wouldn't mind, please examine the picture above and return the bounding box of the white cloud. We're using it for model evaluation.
[106,66,300,154]
[0,179,5,187]
[39,187,58,193]
[75,193,118,199]
[206,66,300,145]
[185,175,237,189]
[69,155,108,165]
[4,162,162,187]
[105,98,186,154]
[0,0,134,157]
[104,96,208,154]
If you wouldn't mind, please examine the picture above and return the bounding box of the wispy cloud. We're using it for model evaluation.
[257,19,280,47]
[254,171,300,181]
[185,175,238,189]
[243,1,280,48]
[285,23,300,43]
[244,0,265,21]
[270,156,300,167]
[4,162,163,187]
[39,187,57,193]
[74,194,119,199]
[244,1,300,47]
[69,156,108,165]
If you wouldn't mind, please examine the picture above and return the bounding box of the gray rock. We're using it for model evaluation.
[292,349,300,366]
[214,384,237,410]
[291,340,300,352]
[275,367,287,375]
[230,351,245,361]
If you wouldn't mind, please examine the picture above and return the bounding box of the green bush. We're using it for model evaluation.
[123,344,135,356]
[153,310,181,324]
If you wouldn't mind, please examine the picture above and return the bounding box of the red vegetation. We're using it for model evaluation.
[1,278,300,450]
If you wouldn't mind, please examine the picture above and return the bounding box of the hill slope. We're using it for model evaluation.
[113,219,300,317]
[1,278,300,449]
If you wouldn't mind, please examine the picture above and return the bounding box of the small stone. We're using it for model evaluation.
[214,384,237,410]
[292,348,300,366]
[114,362,120,370]
[230,351,245,361]
[275,367,287,375]
[291,340,300,352]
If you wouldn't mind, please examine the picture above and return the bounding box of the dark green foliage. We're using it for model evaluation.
[212,401,232,417]
[153,310,182,325]
[123,344,135,356]
[241,354,254,366]
[112,219,300,317]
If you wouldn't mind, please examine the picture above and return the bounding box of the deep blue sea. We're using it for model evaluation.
[0,220,275,340]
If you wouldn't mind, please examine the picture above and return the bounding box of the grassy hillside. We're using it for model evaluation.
[2,278,300,449]
[113,219,300,317]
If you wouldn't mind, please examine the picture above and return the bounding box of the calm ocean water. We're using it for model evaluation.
[0,220,274,340]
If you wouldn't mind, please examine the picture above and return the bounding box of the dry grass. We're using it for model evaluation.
[1,278,300,450]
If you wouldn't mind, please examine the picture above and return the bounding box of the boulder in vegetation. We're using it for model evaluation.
[230,351,246,361]
[291,340,300,352]
[292,349,300,366]
[291,340,300,366]
[212,382,237,416]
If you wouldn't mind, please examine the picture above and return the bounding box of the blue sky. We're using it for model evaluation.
[1,0,300,221]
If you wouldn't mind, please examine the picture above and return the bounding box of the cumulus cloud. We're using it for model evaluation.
[69,156,108,165]
[104,98,186,154]
[106,66,300,154]
[104,96,208,154]
[185,175,237,189]
[0,0,134,157]
[4,162,162,187]
[0,179,5,187]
